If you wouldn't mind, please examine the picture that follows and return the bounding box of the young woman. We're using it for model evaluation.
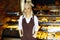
[18,2,39,40]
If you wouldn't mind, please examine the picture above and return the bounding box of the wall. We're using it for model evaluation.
[0,0,20,12]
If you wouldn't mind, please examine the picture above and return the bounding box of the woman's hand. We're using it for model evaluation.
[20,34,23,37]
[19,30,23,37]
[33,32,37,38]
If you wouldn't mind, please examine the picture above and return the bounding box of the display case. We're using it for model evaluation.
[36,8,60,40]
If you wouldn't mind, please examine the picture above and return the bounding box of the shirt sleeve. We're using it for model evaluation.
[33,15,39,32]
[18,15,23,30]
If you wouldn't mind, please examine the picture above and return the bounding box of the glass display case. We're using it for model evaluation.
[36,8,60,40]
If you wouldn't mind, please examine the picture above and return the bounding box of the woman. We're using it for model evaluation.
[18,2,38,40]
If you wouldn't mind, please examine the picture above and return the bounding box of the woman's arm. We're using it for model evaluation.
[33,15,39,38]
[18,15,23,37]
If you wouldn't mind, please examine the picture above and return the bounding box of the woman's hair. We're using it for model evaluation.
[24,1,34,7]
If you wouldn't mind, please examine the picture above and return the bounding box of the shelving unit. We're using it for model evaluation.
[36,9,60,39]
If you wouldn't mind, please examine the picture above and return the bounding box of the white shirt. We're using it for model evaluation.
[18,15,39,34]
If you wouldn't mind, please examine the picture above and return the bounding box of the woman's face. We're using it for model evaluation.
[24,5,32,15]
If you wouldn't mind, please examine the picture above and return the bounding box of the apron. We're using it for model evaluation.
[21,16,37,40]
